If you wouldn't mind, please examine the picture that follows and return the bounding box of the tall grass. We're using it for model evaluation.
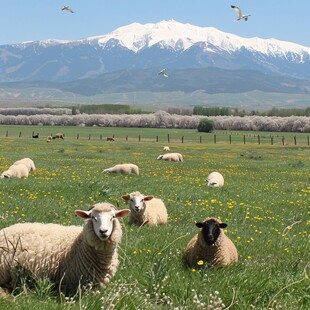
[0,126,309,309]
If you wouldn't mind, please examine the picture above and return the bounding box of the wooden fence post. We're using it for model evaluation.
[6,130,8,137]
[308,136,309,146]
[181,136,184,143]
[214,135,216,144]
[100,134,102,140]
[200,136,202,143]
[126,135,128,141]
[156,136,159,142]
[243,135,246,144]
[89,134,91,140]
[258,135,260,145]
[167,134,170,143]
[19,131,22,138]
[294,136,297,145]
[77,133,79,140]
[229,135,231,144]
[271,136,273,145]
[139,135,141,142]
[282,137,285,145]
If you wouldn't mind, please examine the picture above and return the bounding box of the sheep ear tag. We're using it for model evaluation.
[75,210,91,218]
[115,209,130,218]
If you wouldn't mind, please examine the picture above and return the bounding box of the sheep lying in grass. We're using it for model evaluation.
[0,164,29,179]
[102,163,139,175]
[13,158,36,172]
[206,171,224,187]
[0,202,130,293]
[183,217,238,267]
[122,191,168,226]
[157,153,183,162]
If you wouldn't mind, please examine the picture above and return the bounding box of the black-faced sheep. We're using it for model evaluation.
[0,203,130,293]
[102,164,139,175]
[0,164,29,179]
[157,153,183,162]
[183,217,238,267]
[206,171,224,187]
[122,191,168,226]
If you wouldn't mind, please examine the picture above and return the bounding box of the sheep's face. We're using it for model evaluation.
[0,172,10,178]
[122,194,154,213]
[76,208,130,240]
[196,219,227,245]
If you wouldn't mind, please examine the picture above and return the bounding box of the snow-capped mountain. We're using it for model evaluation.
[1,19,310,83]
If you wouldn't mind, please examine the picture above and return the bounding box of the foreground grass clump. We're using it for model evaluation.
[0,126,309,309]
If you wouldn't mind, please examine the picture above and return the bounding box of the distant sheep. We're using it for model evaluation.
[46,136,52,142]
[107,137,115,141]
[0,164,29,179]
[206,172,224,187]
[13,158,36,172]
[183,217,238,267]
[163,146,170,151]
[157,153,183,162]
[0,202,130,293]
[102,164,139,175]
[122,191,168,226]
[55,133,64,139]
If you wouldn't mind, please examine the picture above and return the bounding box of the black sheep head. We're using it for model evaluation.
[196,218,227,245]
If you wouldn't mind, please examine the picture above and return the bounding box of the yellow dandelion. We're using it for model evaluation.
[197,260,204,266]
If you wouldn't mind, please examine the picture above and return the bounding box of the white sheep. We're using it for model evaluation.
[0,202,130,293]
[163,146,170,151]
[206,171,224,187]
[122,191,168,226]
[0,164,29,179]
[183,217,238,267]
[102,163,139,175]
[157,153,183,162]
[13,158,36,172]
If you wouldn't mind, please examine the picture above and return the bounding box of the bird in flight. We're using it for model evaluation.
[158,69,168,77]
[231,5,251,21]
[62,6,74,13]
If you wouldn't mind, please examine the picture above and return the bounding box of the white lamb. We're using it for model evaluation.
[122,191,168,226]
[0,202,130,293]
[163,146,170,151]
[157,153,183,162]
[206,171,224,187]
[13,158,36,172]
[0,164,29,179]
[183,217,238,267]
[102,163,139,175]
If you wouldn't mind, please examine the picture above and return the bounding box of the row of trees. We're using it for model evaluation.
[0,111,309,132]
[0,107,72,115]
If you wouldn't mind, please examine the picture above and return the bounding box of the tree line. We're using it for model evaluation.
[0,111,309,132]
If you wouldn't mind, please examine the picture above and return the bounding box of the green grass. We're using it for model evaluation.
[0,126,309,309]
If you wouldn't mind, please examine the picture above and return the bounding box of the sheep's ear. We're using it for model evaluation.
[143,195,154,201]
[121,194,130,201]
[75,210,91,218]
[115,209,130,217]
[196,222,203,228]
[219,223,227,228]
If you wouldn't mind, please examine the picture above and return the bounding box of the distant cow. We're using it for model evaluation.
[55,133,64,139]
[107,137,115,141]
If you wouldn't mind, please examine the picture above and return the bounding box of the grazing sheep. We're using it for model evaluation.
[102,164,139,175]
[55,133,64,139]
[157,153,183,162]
[0,164,29,179]
[47,136,52,142]
[107,137,115,141]
[0,203,130,293]
[206,172,224,187]
[13,158,36,172]
[163,146,170,151]
[183,217,238,267]
[122,191,168,226]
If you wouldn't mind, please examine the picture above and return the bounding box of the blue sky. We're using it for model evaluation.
[1,0,310,47]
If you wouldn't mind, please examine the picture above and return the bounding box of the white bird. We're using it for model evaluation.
[231,5,251,21]
[61,6,74,13]
[158,68,168,77]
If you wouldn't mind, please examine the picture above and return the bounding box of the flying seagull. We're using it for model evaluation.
[231,5,251,21]
[61,6,74,13]
[158,69,168,77]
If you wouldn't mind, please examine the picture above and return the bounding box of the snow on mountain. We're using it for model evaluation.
[83,19,310,59]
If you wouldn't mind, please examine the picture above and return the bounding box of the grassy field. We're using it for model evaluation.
[0,126,309,309]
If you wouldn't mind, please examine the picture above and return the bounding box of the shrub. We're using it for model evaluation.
[197,118,214,132]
